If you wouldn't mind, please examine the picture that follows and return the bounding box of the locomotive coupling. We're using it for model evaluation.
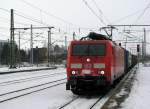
[66,82,70,90]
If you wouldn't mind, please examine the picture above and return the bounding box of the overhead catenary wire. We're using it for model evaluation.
[20,0,86,28]
[0,17,31,26]
[20,0,100,33]
[0,8,57,31]
[14,10,50,26]
[20,0,73,25]
[0,7,94,46]
[92,0,110,24]
[18,31,71,45]
[0,8,67,37]
[13,10,81,37]
[91,0,102,14]
[0,7,94,39]
[111,6,150,24]
[82,0,106,26]
[0,7,81,51]
[133,1,150,24]
[0,8,39,27]
[0,8,10,13]
[0,3,103,34]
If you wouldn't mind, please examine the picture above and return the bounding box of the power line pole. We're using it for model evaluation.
[18,31,21,68]
[73,32,75,40]
[47,27,54,67]
[47,30,50,67]
[65,36,67,50]
[10,9,16,68]
[108,24,149,57]
[30,25,33,65]
[12,25,54,67]
[143,28,146,58]
[49,28,52,65]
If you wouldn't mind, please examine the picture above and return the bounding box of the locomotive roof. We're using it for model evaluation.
[80,32,111,41]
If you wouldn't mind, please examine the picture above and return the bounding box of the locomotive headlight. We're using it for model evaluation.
[98,70,105,75]
[100,71,105,75]
[72,71,76,75]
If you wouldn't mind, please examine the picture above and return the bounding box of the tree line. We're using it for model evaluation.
[0,43,67,65]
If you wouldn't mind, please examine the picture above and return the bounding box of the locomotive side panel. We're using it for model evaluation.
[112,44,125,81]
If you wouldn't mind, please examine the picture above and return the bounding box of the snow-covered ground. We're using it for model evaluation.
[0,66,55,73]
[0,68,70,109]
[0,68,66,95]
[121,63,150,109]
[0,84,76,109]
[0,67,65,83]
[0,64,65,73]
[0,62,150,109]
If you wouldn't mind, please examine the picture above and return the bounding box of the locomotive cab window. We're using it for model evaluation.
[72,44,88,56]
[72,44,106,56]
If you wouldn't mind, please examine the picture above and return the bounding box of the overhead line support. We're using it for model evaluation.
[10,9,16,69]
[108,25,150,27]
[12,26,54,67]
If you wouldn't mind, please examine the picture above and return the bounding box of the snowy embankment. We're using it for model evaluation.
[121,63,150,109]
[0,68,66,94]
[0,67,74,109]
[0,66,58,74]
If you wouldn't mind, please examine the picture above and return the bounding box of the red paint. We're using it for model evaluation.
[66,40,125,85]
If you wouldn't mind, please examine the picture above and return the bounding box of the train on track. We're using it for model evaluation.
[66,32,137,94]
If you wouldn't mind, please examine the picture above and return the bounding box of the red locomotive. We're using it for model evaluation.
[66,32,126,94]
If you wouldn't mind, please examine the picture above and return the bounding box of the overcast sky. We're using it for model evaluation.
[0,0,150,53]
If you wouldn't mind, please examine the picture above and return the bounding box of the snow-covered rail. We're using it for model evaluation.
[89,95,104,109]
[95,66,138,109]
[0,78,66,103]
[58,94,105,109]
[0,72,65,86]
[57,66,138,109]
[58,96,79,109]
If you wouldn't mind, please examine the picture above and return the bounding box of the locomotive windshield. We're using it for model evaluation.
[72,44,105,56]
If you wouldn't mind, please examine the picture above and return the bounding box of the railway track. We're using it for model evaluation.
[58,95,105,109]
[58,96,79,109]
[0,72,65,86]
[89,95,105,109]
[92,66,138,109]
[0,78,66,103]
[57,66,138,109]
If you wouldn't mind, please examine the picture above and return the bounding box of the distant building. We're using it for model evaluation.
[31,45,67,64]
[33,47,48,63]
[38,47,48,63]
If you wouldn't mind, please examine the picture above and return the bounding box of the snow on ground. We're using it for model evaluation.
[0,64,65,73]
[64,96,101,109]
[0,68,66,82]
[0,84,76,109]
[0,68,66,94]
[0,66,54,73]
[0,67,71,109]
[0,66,103,109]
[121,63,150,109]
[1,63,150,109]
[0,68,65,83]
